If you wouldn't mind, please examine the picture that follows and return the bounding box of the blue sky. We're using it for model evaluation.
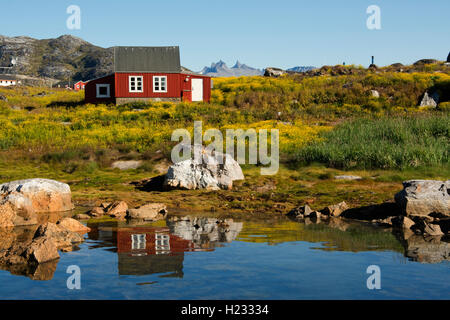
[1,0,449,71]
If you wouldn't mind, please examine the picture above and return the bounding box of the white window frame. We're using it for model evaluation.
[129,76,143,93]
[153,76,167,93]
[96,84,110,98]
[155,233,170,254]
[131,234,146,250]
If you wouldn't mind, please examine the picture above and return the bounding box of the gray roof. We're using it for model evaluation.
[114,46,181,73]
[0,74,16,80]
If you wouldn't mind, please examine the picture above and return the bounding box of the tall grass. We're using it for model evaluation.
[290,115,450,169]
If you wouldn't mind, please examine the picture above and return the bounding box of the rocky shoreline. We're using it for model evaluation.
[0,176,448,277]
[286,180,449,236]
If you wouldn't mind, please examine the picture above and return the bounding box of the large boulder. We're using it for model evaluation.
[164,150,244,191]
[395,180,449,218]
[264,67,285,77]
[0,178,74,213]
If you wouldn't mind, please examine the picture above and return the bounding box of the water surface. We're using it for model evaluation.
[0,216,448,300]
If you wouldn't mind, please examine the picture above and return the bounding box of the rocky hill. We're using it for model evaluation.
[0,34,113,82]
[287,66,316,73]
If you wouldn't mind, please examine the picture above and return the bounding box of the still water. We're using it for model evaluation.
[0,216,448,300]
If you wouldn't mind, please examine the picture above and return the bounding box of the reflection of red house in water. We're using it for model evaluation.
[117,227,201,255]
[116,227,213,277]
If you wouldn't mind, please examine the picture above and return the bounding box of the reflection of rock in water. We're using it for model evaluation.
[0,225,58,280]
[400,232,450,264]
[1,260,58,281]
[118,252,184,278]
[167,217,243,248]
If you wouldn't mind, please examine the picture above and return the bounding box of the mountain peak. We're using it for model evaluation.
[200,60,263,77]
[211,60,227,68]
[232,60,244,69]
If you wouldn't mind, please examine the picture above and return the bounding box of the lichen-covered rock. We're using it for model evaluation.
[0,178,74,213]
[164,149,244,191]
[127,203,167,221]
[395,180,449,218]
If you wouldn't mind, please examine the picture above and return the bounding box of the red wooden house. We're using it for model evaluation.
[74,81,86,91]
[85,46,212,105]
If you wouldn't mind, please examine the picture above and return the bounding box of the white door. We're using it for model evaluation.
[191,78,203,102]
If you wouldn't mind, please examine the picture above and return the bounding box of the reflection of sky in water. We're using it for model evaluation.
[0,218,448,300]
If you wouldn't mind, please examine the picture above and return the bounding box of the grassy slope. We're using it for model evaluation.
[0,66,448,216]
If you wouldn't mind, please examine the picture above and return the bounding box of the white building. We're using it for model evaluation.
[0,75,17,86]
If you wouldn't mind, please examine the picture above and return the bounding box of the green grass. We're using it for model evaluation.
[290,114,450,169]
